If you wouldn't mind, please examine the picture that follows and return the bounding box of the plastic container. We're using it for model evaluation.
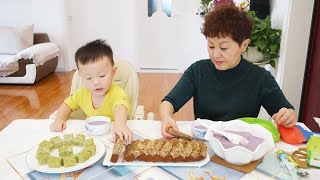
[239,117,280,143]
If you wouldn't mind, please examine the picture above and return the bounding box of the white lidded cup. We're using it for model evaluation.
[85,116,111,135]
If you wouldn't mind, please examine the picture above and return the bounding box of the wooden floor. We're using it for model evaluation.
[0,72,193,131]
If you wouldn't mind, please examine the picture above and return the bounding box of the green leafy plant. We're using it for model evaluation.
[198,1,281,68]
[197,0,213,16]
[248,11,282,68]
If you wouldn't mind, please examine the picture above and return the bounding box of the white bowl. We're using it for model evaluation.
[85,116,111,135]
[204,119,274,165]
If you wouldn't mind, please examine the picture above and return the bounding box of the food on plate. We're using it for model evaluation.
[83,138,94,147]
[47,156,63,168]
[39,140,54,150]
[50,136,63,148]
[58,145,73,157]
[36,153,49,165]
[84,144,96,156]
[167,127,193,141]
[75,150,92,163]
[63,134,74,145]
[63,156,77,167]
[35,134,96,167]
[110,139,124,163]
[123,138,207,162]
[74,134,86,146]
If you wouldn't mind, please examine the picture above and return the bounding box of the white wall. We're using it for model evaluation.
[134,0,208,72]
[0,0,68,71]
[271,0,314,115]
[66,0,136,70]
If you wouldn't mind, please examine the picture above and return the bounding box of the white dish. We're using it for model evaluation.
[103,143,210,167]
[26,136,106,173]
[85,116,111,136]
[204,119,274,165]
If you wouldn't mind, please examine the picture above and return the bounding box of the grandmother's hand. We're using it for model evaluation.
[161,116,178,139]
[272,108,297,127]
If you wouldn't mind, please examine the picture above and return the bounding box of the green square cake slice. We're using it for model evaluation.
[83,138,94,147]
[50,136,63,148]
[58,146,73,157]
[63,156,77,167]
[37,153,49,165]
[63,134,74,146]
[39,140,54,150]
[75,150,91,163]
[83,145,96,156]
[74,134,85,146]
[36,146,51,158]
[47,156,63,168]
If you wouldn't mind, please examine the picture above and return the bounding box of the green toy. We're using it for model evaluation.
[307,135,320,167]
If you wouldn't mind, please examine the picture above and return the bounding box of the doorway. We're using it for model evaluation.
[300,0,320,132]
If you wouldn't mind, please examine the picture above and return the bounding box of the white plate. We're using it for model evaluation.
[103,143,210,167]
[26,136,106,173]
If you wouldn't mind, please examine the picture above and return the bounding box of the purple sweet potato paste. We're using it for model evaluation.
[213,131,264,151]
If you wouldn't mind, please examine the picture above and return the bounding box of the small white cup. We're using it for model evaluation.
[85,116,111,135]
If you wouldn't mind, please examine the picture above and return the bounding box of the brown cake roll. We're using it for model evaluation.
[150,139,165,162]
[182,140,193,162]
[170,139,185,162]
[123,138,207,163]
[167,127,193,141]
[124,140,146,161]
[190,140,201,161]
[138,139,153,161]
[159,139,174,162]
[197,141,207,161]
[110,139,124,163]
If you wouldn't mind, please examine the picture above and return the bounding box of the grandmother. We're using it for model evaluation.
[160,4,297,138]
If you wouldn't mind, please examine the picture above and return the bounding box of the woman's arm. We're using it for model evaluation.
[160,101,178,138]
[261,71,297,127]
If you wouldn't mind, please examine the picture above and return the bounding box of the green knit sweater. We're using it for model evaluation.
[163,58,294,121]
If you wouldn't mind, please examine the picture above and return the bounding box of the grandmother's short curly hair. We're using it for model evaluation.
[202,5,253,46]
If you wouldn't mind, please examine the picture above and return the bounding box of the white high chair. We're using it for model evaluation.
[50,59,146,120]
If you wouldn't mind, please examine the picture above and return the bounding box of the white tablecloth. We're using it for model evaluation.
[0,119,319,180]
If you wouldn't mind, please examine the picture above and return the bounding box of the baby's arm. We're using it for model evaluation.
[113,105,132,144]
[50,103,73,132]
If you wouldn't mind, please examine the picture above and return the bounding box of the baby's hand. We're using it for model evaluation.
[112,122,132,144]
[50,120,66,132]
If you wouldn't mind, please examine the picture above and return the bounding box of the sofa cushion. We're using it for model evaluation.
[0,24,34,54]
[0,55,19,77]
[16,42,60,66]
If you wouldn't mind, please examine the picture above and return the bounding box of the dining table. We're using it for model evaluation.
[0,119,319,180]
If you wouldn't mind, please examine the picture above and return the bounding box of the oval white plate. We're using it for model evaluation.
[26,137,105,173]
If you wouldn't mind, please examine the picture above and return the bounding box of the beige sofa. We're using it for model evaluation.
[0,32,59,84]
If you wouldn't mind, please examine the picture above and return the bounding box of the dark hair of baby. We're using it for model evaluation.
[75,39,114,68]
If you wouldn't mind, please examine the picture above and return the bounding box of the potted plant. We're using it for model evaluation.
[197,0,234,17]
[198,1,282,68]
[246,11,282,68]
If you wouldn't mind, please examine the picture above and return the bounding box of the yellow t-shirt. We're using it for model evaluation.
[64,84,130,121]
